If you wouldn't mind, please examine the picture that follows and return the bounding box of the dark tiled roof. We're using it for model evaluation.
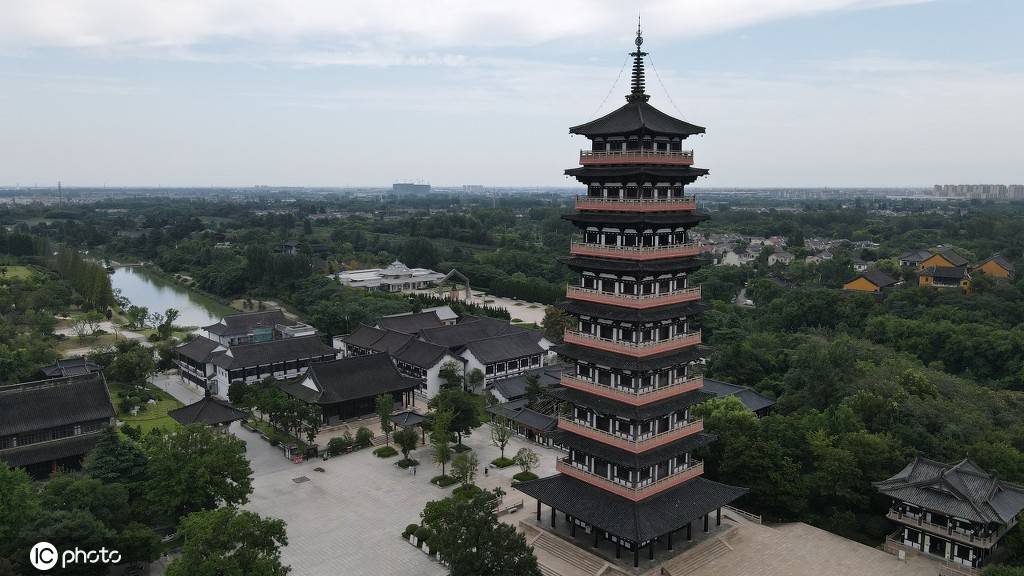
[168,396,248,426]
[492,366,563,401]
[548,386,712,420]
[978,254,1014,272]
[393,339,449,368]
[0,433,103,468]
[175,336,223,363]
[551,429,717,468]
[463,331,544,364]
[514,474,746,542]
[563,211,709,227]
[566,165,709,184]
[559,299,706,323]
[555,342,704,371]
[0,373,114,436]
[921,266,968,280]
[899,249,932,262]
[211,335,336,370]
[701,379,775,413]
[38,357,103,378]
[487,403,557,432]
[418,316,524,349]
[875,457,1024,525]
[569,101,705,138]
[561,256,708,275]
[934,248,969,267]
[204,310,292,336]
[856,269,898,288]
[377,311,444,333]
[392,411,426,427]
[341,325,388,348]
[279,354,420,405]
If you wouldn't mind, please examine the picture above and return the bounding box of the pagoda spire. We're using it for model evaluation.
[627,17,650,103]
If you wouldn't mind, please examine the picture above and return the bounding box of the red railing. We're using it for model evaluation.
[563,330,701,357]
[559,374,703,405]
[565,285,701,309]
[557,417,704,452]
[575,196,697,212]
[579,149,694,166]
[569,239,703,260]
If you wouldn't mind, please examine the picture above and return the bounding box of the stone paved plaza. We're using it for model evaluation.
[236,414,558,576]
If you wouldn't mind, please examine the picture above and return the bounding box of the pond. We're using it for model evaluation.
[109,267,235,328]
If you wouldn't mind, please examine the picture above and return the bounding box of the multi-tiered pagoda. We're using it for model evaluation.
[514,25,747,568]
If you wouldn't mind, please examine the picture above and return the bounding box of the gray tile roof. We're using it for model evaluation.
[204,310,293,336]
[548,386,712,421]
[492,366,563,401]
[38,357,103,378]
[978,253,1014,272]
[858,269,898,288]
[0,433,103,468]
[514,474,746,542]
[168,396,248,426]
[0,373,114,437]
[559,299,706,323]
[210,335,336,370]
[551,429,717,469]
[875,456,1024,525]
[555,342,704,372]
[569,100,705,137]
[418,316,524,349]
[701,379,776,413]
[921,265,968,280]
[463,331,544,364]
[377,311,444,333]
[175,336,223,363]
[279,354,420,405]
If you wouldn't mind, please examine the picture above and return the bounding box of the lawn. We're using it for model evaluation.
[0,265,34,280]
[56,333,123,355]
[108,382,184,434]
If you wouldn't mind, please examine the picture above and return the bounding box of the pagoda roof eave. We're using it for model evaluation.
[561,211,710,227]
[565,166,709,183]
[568,101,706,139]
[560,255,710,274]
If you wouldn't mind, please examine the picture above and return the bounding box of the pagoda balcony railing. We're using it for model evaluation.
[575,195,697,212]
[886,510,1009,549]
[579,149,694,166]
[563,329,701,357]
[566,285,701,309]
[569,238,703,260]
[559,374,703,406]
[557,417,704,453]
[556,458,704,502]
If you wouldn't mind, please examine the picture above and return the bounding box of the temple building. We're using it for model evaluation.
[0,373,115,478]
[514,25,747,568]
[175,310,336,397]
[876,457,1024,568]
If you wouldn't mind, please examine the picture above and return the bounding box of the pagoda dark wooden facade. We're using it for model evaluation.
[515,25,746,568]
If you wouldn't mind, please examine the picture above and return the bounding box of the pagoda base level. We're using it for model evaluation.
[513,473,747,568]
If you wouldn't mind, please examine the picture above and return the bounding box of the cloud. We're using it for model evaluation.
[2,0,931,60]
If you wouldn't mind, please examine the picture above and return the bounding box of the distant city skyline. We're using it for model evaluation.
[1,0,1021,188]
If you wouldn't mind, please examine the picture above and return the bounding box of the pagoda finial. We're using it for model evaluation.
[627,16,650,103]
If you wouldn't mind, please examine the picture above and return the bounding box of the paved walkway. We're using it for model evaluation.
[238,418,558,576]
[151,371,204,405]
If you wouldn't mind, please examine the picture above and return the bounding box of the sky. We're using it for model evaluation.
[0,0,1021,188]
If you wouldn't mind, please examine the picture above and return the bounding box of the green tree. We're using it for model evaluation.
[541,305,571,342]
[428,388,481,446]
[452,451,479,486]
[490,415,514,459]
[431,409,454,477]
[167,508,290,576]
[104,340,157,384]
[466,368,485,392]
[513,447,539,475]
[375,393,394,446]
[82,426,149,486]
[438,360,464,391]
[421,488,542,576]
[142,425,254,521]
[394,426,420,462]
[524,374,542,406]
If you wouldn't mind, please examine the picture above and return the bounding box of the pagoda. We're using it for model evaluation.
[514,24,747,568]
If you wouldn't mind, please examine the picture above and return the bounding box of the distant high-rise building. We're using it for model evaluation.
[932,184,1024,200]
[462,185,485,193]
[392,182,430,195]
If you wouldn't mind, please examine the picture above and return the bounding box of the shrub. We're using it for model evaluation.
[327,433,353,456]
[414,526,434,548]
[491,456,515,468]
[402,523,419,539]
[397,458,420,469]
[431,475,458,487]
[452,483,484,500]
[373,446,398,458]
[513,471,538,482]
[355,427,374,448]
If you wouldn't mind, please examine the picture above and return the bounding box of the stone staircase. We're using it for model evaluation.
[659,534,735,576]
[532,532,608,575]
